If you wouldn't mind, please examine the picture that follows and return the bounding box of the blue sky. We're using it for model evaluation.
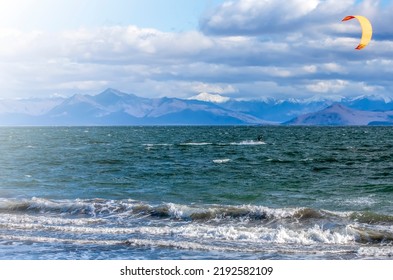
[0,0,393,100]
[0,0,224,32]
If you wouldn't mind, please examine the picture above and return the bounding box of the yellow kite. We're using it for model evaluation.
[342,15,372,50]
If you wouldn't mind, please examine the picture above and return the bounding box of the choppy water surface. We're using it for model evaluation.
[1,126,393,259]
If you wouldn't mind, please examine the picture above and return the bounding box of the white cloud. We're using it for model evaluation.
[201,0,321,35]
[57,80,109,91]
[0,0,393,100]
[322,63,345,73]
[306,80,348,93]
[200,0,355,35]
[190,83,238,95]
[303,65,318,73]
[361,83,384,93]
[304,79,387,97]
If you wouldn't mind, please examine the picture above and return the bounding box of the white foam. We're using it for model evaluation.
[358,246,393,257]
[180,142,212,146]
[0,231,356,255]
[0,198,350,224]
[343,196,376,207]
[179,224,353,245]
[158,203,310,221]
[143,143,173,150]
[0,234,121,246]
[179,224,355,245]
[158,203,302,221]
[142,143,173,147]
[132,223,357,246]
[0,197,139,218]
[0,213,104,226]
[0,218,357,246]
[213,159,231,164]
[244,205,299,219]
[274,225,355,245]
[231,140,266,145]
[166,203,187,219]
[0,199,367,251]
[0,213,360,256]
[125,238,241,252]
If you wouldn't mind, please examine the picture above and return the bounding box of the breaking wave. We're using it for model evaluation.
[2,197,393,225]
[1,197,393,260]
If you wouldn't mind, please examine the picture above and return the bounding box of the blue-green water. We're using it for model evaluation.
[1,126,393,259]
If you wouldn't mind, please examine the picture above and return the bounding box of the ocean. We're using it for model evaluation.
[1,126,393,260]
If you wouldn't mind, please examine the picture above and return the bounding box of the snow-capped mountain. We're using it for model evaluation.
[1,88,393,125]
[188,92,230,103]
[0,89,269,125]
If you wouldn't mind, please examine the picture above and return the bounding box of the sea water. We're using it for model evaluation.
[1,126,393,259]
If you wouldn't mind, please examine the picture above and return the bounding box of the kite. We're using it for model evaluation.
[342,15,372,50]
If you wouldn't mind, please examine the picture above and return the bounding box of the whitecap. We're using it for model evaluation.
[142,143,172,146]
[213,159,231,164]
[180,142,212,146]
[231,140,266,145]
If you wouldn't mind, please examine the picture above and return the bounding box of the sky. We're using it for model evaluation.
[0,0,393,100]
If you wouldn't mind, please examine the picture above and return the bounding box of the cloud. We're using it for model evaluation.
[1,0,393,101]
[306,79,348,93]
[0,25,294,98]
[200,0,354,36]
[190,83,238,95]
[200,0,393,45]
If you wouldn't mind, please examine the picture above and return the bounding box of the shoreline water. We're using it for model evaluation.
[1,126,393,259]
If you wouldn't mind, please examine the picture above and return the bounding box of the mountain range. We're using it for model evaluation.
[286,103,393,126]
[1,88,393,126]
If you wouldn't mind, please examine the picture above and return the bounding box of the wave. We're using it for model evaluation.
[230,140,266,145]
[0,217,378,255]
[179,142,213,146]
[349,211,393,224]
[143,143,173,150]
[0,216,357,247]
[348,225,393,244]
[2,197,393,250]
[3,197,393,225]
[143,140,266,148]
[142,143,173,147]
[0,229,368,259]
[0,197,135,218]
[0,197,314,222]
[0,234,122,246]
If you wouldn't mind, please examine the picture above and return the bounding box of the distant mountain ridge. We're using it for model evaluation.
[1,88,393,125]
[286,103,393,126]
[0,89,269,125]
